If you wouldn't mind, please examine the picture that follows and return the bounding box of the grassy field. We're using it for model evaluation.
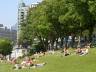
[0,48,96,72]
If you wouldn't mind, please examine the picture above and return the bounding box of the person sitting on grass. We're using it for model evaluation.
[48,50,55,55]
[79,46,89,56]
[0,54,3,63]
[63,43,71,56]
[33,52,40,58]
[64,48,70,56]
[75,43,89,56]
[10,57,17,64]
[39,51,45,57]
[75,47,82,55]
[86,43,91,48]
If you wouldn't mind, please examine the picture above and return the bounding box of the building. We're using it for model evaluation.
[0,24,3,27]
[30,3,37,8]
[11,24,18,31]
[10,1,39,59]
[17,0,37,44]
[0,26,17,42]
[17,0,29,44]
[11,48,28,59]
[18,1,29,24]
[18,0,38,27]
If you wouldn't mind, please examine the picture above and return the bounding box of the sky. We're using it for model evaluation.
[0,0,42,28]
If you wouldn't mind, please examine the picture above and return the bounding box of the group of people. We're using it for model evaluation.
[12,56,46,70]
[62,33,92,56]
[75,46,89,56]
[33,51,45,58]
[63,43,90,56]
[33,50,55,58]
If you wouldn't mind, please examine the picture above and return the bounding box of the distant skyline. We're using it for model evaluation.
[0,0,42,28]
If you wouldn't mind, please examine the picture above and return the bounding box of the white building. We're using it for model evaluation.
[11,49,27,59]
[11,45,28,59]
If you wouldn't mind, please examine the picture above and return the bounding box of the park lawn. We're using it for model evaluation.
[0,48,96,72]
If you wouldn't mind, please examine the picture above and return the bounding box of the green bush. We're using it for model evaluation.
[28,42,45,56]
[0,38,13,56]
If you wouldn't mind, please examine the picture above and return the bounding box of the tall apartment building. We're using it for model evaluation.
[17,0,37,43]
[18,1,37,27]
[17,0,29,43]
[18,2,28,24]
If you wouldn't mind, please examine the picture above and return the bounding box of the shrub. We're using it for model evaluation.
[0,38,13,56]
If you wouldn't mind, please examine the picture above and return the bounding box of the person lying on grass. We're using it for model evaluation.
[13,56,46,70]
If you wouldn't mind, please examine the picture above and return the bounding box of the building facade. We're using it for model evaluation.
[11,24,18,31]
[17,0,29,44]
[17,0,37,44]
[0,26,17,42]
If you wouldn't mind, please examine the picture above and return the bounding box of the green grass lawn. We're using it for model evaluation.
[0,48,96,72]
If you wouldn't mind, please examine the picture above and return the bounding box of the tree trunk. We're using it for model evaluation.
[55,38,58,50]
[60,37,64,48]
[89,27,93,43]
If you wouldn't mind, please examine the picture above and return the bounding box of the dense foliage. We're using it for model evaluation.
[0,38,12,56]
[20,0,96,50]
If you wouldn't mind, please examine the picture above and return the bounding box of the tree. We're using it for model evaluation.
[0,38,13,56]
[20,0,96,50]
